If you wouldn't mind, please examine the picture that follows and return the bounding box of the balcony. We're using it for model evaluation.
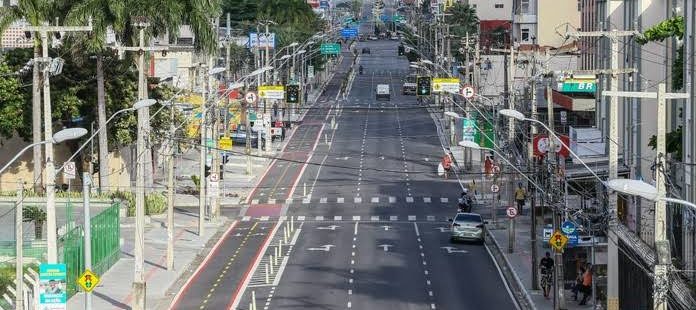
[513,13,537,24]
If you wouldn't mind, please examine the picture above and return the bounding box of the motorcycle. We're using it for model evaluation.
[458,196,473,213]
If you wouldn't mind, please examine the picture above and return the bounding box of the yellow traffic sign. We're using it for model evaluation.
[219,136,233,151]
[549,230,568,252]
[432,78,460,93]
[76,269,100,293]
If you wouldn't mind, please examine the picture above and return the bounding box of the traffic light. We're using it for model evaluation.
[398,45,404,56]
[286,84,300,103]
[417,76,432,96]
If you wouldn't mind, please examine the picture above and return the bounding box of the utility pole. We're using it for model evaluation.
[529,47,540,290]
[114,20,167,310]
[199,58,211,236]
[602,83,688,310]
[25,20,93,264]
[166,101,176,271]
[546,82,565,310]
[15,181,23,310]
[565,29,638,310]
[82,172,92,310]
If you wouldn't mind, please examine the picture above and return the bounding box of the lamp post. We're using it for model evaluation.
[0,128,88,175]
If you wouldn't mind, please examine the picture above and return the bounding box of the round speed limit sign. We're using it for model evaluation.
[490,184,500,193]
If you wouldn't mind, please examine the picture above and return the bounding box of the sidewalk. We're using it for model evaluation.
[67,72,333,310]
[487,215,597,310]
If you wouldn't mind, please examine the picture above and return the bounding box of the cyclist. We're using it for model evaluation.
[540,252,555,299]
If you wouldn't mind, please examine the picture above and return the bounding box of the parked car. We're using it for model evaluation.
[368,35,378,40]
[230,125,266,148]
[362,47,371,54]
[449,212,486,244]
[390,35,399,40]
[376,84,390,100]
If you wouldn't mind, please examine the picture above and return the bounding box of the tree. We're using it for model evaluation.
[637,15,685,159]
[445,3,479,62]
[0,61,27,144]
[0,0,58,192]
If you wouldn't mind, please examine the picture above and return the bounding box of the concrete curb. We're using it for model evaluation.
[485,226,537,310]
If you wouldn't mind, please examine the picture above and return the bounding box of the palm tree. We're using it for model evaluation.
[65,0,125,192]
[0,0,55,193]
[445,3,479,36]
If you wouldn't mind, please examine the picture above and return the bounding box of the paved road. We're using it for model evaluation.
[233,10,518,310]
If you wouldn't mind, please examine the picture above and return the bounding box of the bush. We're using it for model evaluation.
[112,191,167,216]
[0,263,38,306]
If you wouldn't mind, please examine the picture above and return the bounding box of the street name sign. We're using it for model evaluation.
[320,43,341,55]
[432,77,460,93]
[259,85,285,99]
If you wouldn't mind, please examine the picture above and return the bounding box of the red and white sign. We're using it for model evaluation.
[533,134,570,158]
[245,91,258,104]
[506,206,518,218]
[490,184,500,193]
[307,0,320,8]
[461,84,475,99]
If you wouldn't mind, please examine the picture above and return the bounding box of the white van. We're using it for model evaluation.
[376,84,390,100]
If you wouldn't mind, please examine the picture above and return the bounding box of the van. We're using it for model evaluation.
[376,84,390,100]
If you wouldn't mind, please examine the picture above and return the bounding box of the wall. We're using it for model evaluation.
[537,0,581,48]
[469,0,513,21]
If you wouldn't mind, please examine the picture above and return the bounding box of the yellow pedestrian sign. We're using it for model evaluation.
[549,230,568,252]
[219,136,233,151]
[77,269,100,293]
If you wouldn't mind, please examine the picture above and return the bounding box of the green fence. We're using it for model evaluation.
[60,202,120,297]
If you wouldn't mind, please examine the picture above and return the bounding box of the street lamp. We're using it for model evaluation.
[0,128,88,175]
[56,98,157,174]
[208,67,226,75]
[606,179,696,210]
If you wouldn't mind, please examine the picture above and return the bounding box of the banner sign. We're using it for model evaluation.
[432,77,460,93]
[259,85,286,99]
[39,263,67,310]
[248,33,276,49]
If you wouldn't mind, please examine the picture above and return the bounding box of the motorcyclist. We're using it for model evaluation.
[458,189,472,212]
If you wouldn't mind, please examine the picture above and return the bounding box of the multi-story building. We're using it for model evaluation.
[512,0,581,48]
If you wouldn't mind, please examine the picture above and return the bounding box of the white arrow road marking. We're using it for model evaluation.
[435,227,451,232]
[441,246,468,254]
[317,225,340,230]
[378,244,393,252]
[382,225,391,231]
[232,233,243,237]
[307,245,335,252]
[251,233,266,236]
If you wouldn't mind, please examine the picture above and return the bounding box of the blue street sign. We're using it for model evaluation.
[341,27,358,38]
[561,221,579,246]
[320,0,329,9]
[380,14,391,22]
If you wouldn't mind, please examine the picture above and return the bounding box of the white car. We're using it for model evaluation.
[369,35,378,40]
[390,35,399,40]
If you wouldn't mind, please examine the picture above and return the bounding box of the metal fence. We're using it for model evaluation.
[60,202,120,297]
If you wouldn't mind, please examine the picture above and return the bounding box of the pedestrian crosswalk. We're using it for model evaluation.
[242,196,458,206]
[240,215,451,222]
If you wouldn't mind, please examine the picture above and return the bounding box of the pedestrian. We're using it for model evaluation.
[579,263,593,305]
[441,153,452,179]
[572,266,585,301]
[484,156,493,177]
[514,183,526,213]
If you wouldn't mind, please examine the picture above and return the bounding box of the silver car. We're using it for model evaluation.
[449,212,486,244]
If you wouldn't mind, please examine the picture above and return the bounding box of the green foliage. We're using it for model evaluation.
[0,264,38,305]
[191,175,201,188]
[112,190,167,216]
[445,3,479,61]
[0,61,27,143]
[636,15,685,90]
[648,125,683,159]
[23,205,46,239]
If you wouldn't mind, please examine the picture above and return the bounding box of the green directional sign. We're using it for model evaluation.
[393,14,404,23]
[320,43,341,55]
[560,81,596,93]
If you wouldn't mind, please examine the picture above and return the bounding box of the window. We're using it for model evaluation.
[495,3,504,8]
[520,0,530,13]
[521,28,530,42]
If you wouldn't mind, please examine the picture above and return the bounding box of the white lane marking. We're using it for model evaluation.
[279,216,287,221]
[427,216,436,221]
[423,197,431,203]
[431,303,436,309]
[371,216,379,221]
[242,216,251,221]
[406,197,414,203]
[320,197,327,204]
[389,196,396,203]
[268,198,276,204]
[414,222,420,236]
[285,198,293,204]
[408,215,417,221]
[440,197,448,203]
[354,221,359,235]
[260,216,270,221]
[348,289,353,295]
[429,291,433,297]
[251,199,259,204]
[427,280,431,285]
[334,216,343,221]
[371,197,379,203]
[389,216,398,221]
[348,302,352,308]
[337,197,345,203]
[352,216,361,221]
[315,216,324,221]
[354,197,362,204]
[302,198,310,204]
[297,216,305,221]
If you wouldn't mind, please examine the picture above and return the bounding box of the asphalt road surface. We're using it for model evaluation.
[171,1,517,309]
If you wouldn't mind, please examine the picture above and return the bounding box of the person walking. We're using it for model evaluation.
[579,263,593,305]
[441,153,452,179]
[514,183,526,213]
[572,266,586,301]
